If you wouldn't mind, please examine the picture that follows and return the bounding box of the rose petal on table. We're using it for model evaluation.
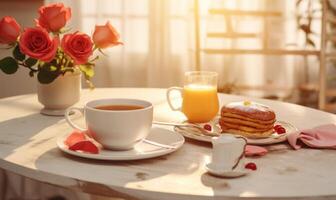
[69,140,99,154]
[245,145,268,157]
[64,130,86,147]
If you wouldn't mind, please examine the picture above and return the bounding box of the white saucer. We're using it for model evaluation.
[175,121,298,145]
[205,163,249,178]
[57,127,185,161]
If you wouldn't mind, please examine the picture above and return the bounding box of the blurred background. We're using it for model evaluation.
[2,0,336,112]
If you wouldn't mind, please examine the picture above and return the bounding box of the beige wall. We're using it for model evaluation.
[0,0,44,98]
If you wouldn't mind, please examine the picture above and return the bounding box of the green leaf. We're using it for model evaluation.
[13,45,25,61]
[50,66,57,71]
[79,65,94,78]
[24,58,38,67]
[0,57,18,74]
[37,64,60,84]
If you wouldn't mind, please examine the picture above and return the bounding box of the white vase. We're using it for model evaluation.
[37,71,81,116]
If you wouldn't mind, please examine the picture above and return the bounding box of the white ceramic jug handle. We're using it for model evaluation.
[235,136,247,145]
[65,107,87,132]
[232,136,247,170]
[166,87,183,111]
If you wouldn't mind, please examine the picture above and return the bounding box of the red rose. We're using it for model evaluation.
[19,27,58,62]
[36,3,71,32]
[61,32,93,65]
[93,21,123,49]
[0,16,20,44]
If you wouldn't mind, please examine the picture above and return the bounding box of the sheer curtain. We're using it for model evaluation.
[201,0,320,98]
[48,0,316,99]
[47,0,194,88]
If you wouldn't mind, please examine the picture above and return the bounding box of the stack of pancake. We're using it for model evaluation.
[219,101,276,138]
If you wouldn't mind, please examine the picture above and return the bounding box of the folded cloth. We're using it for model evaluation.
[287,124,336,150]
[245,145,268,157]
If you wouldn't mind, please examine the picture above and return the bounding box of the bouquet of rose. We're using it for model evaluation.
[0,3,122,87]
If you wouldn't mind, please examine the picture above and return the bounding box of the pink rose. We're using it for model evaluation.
[19,27,58,62]
[0,16,20,44]
[61,32,93,65]
[36,3,71,32]
[93,21,123,49]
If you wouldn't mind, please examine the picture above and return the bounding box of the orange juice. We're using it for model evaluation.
[181,84,219,123]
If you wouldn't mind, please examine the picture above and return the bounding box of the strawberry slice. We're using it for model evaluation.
[64,130,86,147]
[69,140,99,154]
[245,162,257,170]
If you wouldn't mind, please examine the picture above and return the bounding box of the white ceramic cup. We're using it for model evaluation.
[65,98,153,150]
[211,134,247,171]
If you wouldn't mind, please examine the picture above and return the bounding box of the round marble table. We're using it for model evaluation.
[0,88,336,200]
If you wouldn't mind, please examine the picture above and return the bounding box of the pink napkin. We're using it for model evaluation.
[245,145,268,157]
[287,124,336,150]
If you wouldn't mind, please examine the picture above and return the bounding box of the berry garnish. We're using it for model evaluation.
[274,124,286,134]
[274,125,282,130]
[203,124,212,131]
[276,127,286,134]
[245,162,257,170]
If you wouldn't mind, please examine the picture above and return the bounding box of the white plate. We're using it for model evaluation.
[175,121,298,145]
[57,127,185,161]
[205,163,249,178]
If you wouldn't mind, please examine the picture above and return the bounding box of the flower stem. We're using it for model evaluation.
[18,62,38,72]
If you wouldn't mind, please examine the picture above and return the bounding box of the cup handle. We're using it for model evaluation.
[235,136,248,146]
[65,107,87,132]
[231,136,248,170]
[166,87,183,111]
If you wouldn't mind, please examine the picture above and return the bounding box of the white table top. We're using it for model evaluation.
[0,88,336,200]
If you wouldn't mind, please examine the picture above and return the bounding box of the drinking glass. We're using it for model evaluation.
[166,71,219,123]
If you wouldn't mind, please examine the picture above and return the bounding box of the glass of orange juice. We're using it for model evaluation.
[166,71,219,123]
